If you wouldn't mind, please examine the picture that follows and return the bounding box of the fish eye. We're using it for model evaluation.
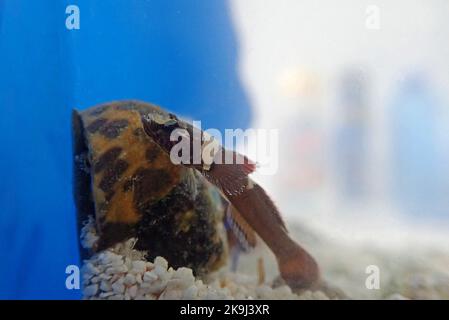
[163,119,178,127]
[150,113,167,125]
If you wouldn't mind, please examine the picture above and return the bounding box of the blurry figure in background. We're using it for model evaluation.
[333,69,370,202]
[275,68,327,213]
[0,1,250,298]
[389,74,447,221]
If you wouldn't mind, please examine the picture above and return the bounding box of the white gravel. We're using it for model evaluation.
[81,243,331,300]
[80,216,449,299]
[80,216,331,300]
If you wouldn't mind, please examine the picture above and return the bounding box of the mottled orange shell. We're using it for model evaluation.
[72,100,228,274]
[80,102,181,227]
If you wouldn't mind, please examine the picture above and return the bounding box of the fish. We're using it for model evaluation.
[141,111,320,290]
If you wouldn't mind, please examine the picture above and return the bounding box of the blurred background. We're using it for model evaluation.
[232,0,449,244]
[1,0,448,299]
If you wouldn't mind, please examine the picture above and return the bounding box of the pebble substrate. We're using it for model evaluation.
[80,216,330,300]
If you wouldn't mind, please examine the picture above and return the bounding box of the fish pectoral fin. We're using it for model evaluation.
[225,204,258,251]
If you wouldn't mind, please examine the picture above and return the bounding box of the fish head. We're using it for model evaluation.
[141,111,188,153]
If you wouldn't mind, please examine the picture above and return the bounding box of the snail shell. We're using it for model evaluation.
[72,100,228,275]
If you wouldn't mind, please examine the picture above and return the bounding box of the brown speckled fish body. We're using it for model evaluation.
[141,108,321,290]
[72,100,228,275]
